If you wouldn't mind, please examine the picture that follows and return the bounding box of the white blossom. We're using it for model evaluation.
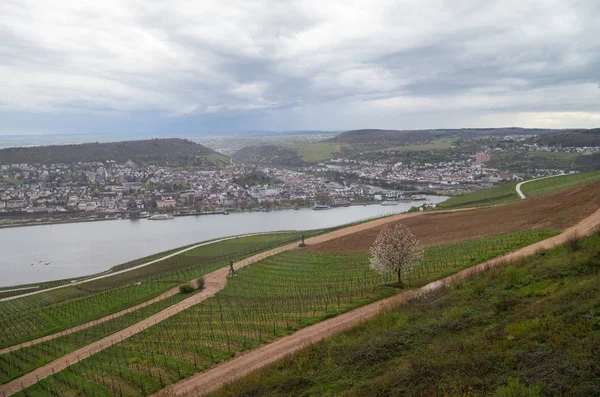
[369,223,424,284]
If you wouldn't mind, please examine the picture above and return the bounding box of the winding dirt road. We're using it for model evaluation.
[165,207,600,397]
[0,211,426,396]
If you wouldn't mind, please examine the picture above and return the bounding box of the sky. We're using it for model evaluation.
[1,0,599,136]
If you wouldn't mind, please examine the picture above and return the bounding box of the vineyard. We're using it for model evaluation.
[0,292,195,384]
[0,231,308,349]
[12,229,557,397]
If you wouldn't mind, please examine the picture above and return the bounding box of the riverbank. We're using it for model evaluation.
[0,198,448,287]
[0,198,446,229]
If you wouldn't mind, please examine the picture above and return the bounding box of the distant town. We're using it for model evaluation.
[0,132,598,227]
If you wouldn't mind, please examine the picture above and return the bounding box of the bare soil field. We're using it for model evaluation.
[307,181,600,254]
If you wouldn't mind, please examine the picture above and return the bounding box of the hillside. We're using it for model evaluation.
[531,128,600,147]
[212,232,600,396]
[438,170,600,209]
[232,144,305,166]
[0,138,229,167]
[327,128,560,145]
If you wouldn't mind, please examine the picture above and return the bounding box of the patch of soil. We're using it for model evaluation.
[307,182,600,254]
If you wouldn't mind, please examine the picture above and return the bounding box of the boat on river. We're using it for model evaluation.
[381,201,399,206]
[311,204,331,210]
[148,214,175,220]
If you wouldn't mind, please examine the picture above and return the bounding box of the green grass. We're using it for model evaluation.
[206,232,600,397]
[16,230,556,396]
[520,170,600,198]
[287,142,343,163]
[0,232,307,349]
[437,181,520,209]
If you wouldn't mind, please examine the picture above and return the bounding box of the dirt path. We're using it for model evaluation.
[0,210,433,397]
[164,207,600,397]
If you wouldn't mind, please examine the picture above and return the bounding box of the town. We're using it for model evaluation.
[2,133,596,226]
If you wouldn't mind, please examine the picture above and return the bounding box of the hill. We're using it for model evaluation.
[232,144,305,167]
[0,138,229,167]
[531,128,600,147]
[438,170,600,209]
[212,231,600,396]
[327,127,560,145]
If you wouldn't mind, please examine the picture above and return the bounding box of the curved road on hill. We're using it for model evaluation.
[516,173,565,199]
[164,207,600,397]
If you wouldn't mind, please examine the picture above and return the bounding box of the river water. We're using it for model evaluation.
[0,197,447,287]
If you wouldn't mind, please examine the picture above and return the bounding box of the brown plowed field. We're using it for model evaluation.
[306,182,600,254]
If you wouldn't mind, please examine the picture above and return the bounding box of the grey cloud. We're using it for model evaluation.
[0,0,599,133]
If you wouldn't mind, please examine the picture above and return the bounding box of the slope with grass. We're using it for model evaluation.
[208,232,600,397]
[437,181,519,209]
[520,170,600,198]
[9,230,557,397]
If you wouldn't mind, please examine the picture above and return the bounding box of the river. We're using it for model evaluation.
[0,197,447,287]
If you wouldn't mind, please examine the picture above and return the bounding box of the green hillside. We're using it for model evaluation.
[520,171,600,198]
[211,232,600,397]
[437,181,520,209]
[438,170,600,209]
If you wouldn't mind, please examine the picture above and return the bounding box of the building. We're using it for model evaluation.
[475,152,491,164]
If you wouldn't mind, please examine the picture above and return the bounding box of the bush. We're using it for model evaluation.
[494,378,544,397]
[566,235,581,252]
[196,277,205,290]
[179,283,194,294]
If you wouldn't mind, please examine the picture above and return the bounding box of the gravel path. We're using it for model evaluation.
[164,207,600,397]
[515,173,564,199]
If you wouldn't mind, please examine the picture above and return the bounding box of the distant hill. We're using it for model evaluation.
[0,138,229,167]
[531,128,600,147]
[232,145,305,167]
[326,128,561,149]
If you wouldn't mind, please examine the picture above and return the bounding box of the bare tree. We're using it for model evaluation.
[369,223,424,284]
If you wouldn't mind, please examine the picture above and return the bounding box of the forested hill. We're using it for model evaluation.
[0,138,229,167]
[531,128,600,147]
[326,127,561,144]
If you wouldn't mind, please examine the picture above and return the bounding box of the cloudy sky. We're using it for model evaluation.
[1,0,599,135]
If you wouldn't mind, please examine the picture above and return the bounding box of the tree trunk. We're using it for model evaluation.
[397,269,402,284]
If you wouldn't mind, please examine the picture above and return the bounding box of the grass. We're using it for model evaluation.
[0,232,307,349]
[15,230,556,396]
[287,142,343,163]
[437,181,520,209]
[520,170,600,198]
[207,232,600,397]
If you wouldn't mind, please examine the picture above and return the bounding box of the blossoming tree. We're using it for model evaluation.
[369,223,424,284]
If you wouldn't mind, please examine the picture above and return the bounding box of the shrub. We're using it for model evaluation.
[566,234,581,252]
[494,378,544,397]
[179,283,194,294]
[195,277,205,290]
